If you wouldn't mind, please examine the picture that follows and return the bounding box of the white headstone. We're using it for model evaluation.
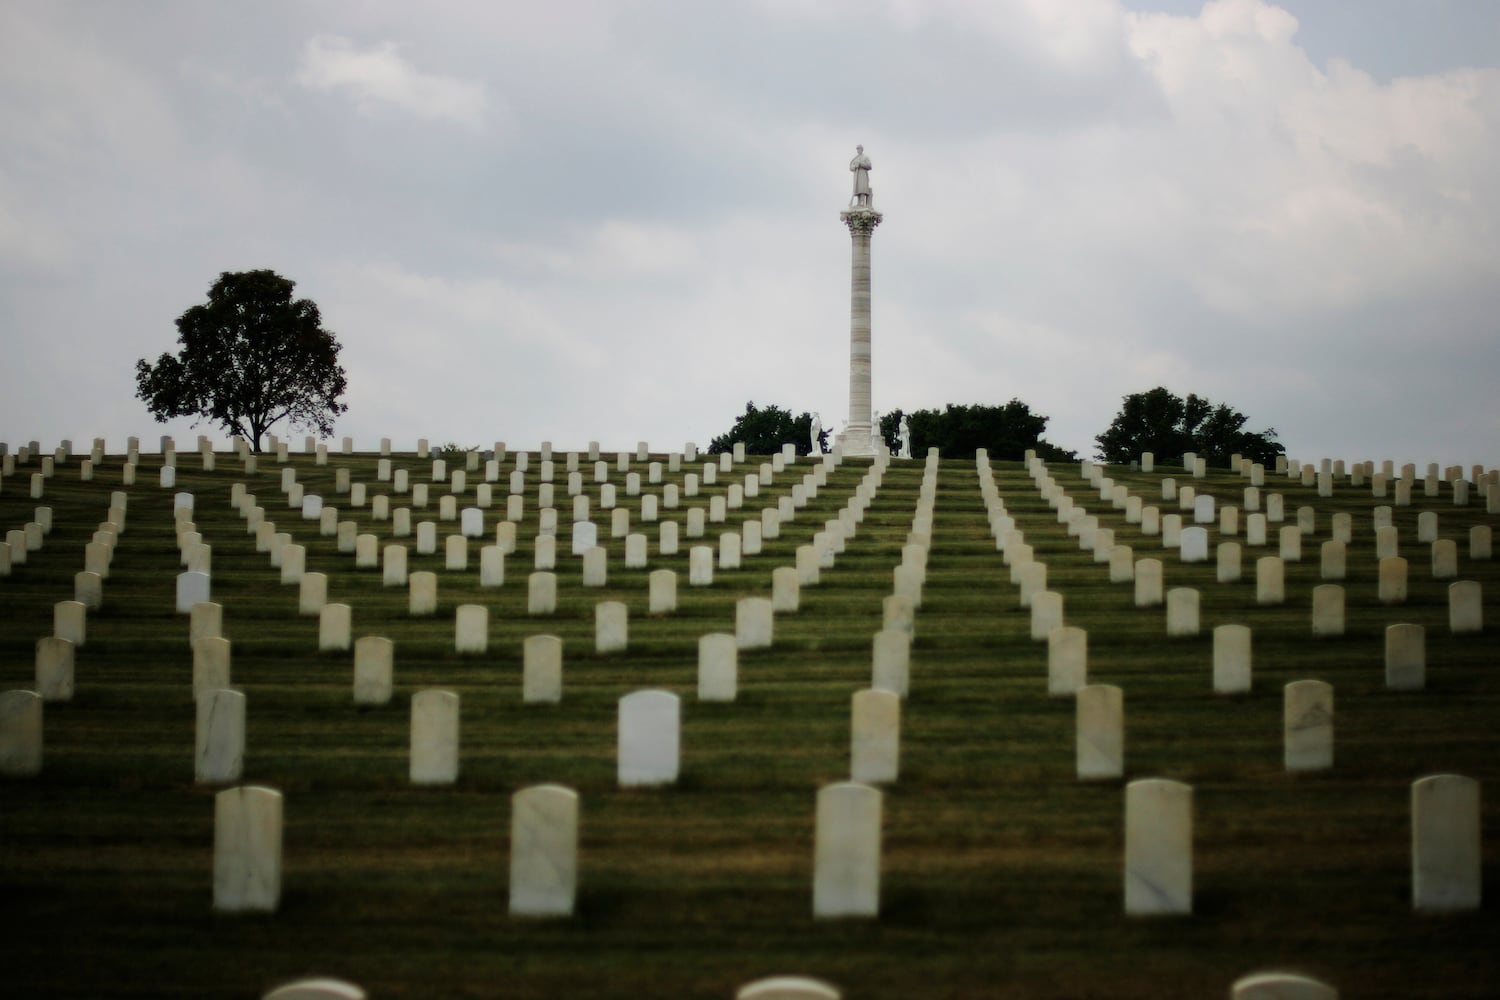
[1166,587,1199,636]
[736,596,773,650]
[528,572,557,615]
[509,784,578,916]
[813,782,882,918]
[617,689,679,786]
[697,632,737,702]
[1076,683,1124,780]
[1047,626,1087,696]
[213,785,282,912]
[195,688,245,784]
[595,600,628,653]
[0,689,43,776]
[1124,778,1192,915]
[455,604,488,654]
[318,603,352,652]
[409,689,459,785]
[353,636,394,705]
[1284,679,1333,771]
[1410,773,1481,911]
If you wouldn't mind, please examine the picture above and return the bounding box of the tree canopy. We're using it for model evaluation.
[135,270,348,451]
[707,402,827,456]
[1094,386,1283,467]
[878,401,1075,461]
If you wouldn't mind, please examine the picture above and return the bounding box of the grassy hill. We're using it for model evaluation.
[1,444,1496,998]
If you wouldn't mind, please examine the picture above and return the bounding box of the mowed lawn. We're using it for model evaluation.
[1,446,1497,999]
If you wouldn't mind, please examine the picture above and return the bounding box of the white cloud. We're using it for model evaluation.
[295,35,490,130]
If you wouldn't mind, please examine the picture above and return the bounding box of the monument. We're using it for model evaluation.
[838,145,882,457]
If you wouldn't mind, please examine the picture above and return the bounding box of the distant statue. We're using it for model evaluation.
[898,415,911,459]
[849,145,873,208]
[810,412,823,454]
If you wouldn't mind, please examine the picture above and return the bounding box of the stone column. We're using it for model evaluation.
[839,205,882,457]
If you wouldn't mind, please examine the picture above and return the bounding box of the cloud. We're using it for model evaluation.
[295,35,490,130]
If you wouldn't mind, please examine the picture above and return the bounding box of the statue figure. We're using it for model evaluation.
[898,415,911,459]
[849,145,872,208]
[810,412,823,454]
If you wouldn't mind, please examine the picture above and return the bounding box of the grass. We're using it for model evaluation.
[1,446,1497,999]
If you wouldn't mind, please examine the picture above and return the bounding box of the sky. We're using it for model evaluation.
[2,0,1498,465]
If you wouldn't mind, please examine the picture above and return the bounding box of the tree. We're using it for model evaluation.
[1094,386,1283,467]
[880,401,1074,461]
[708,401,826,456]
[135,270,348,451]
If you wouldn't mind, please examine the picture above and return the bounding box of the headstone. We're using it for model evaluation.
[1216,541,1242,583]
[195,688,245,784]
[1284,679,1333,771]
[34,637,75,702]
[528,572,557,615]
[534,534,556,570]
[1379,556,1408,604]
[1230,971,1337,1000]
[617,689,679,785]
[735,976,842,1000]
[1031,591,1063,640]
[581,546,607,587]
[689,545,714,586]
[1110,544,1135,583]
[298,572,327,615]
[1134,559,1163,607]
[1257,556,1285,605]
[1431,539,1458,580]
[1448,580,1482,633]
[596,600,628,653]
[1179,526,1208,563]
[508,784,578,917]
[382,544,408,586]
[1278,525,1302,562]
[1166,588,1199,636]
[0,689,43,776]
[646,568,677,614]
[870,630,911,697]
[176,572,210,614]
[409,571,438,616]
[1076,684,1124,780]
[850,689,900,784]
[1320,539,1347,580]
[1311,584,1345,636]
[263,977,367,1000]
[736,596,774,650]
[1375,525,1399,560]
[213,785,282,912]
[1213,624,1252,694]
[1124,778,1192,915]
[813,782,882,918]
[697,633,737,702]
[1384,623,1425,690]
[1410,773,1481,911]
[1470,525,1492,560]
[1047,626,1087,696]
[455,604,488,654]
[319,604,352,652]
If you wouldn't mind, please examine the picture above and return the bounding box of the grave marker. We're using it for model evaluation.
[212,785,282,912]
[617,690,679,786]
[1411,774,1481,911]
[1284,680,1333,771]
[813,782,882,918]
[523,635,563,703]
[1124,778,1192,915]
[195,688,245,784]
[508,784,578,917]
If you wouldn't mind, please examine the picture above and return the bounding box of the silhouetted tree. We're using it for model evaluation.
[884,401,1074,461]
[1095,386,1282,466]
[708,401,826,456]
[135,270,347,451]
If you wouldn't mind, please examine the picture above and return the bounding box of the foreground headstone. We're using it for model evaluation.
[1449,580,1483,633]
[1230,972,1337,1000]
[1134,559,1163,607]
[1284,679,1334,771]
[648,568,677,614]
[213,785,283,912]
[0,689,43,776]
[1076,684,1124,780]
[850,689,900,784]
[1212,624,1252,694]
[195,688,246,784]
[528,572,557,615]
[176,572,210,614]
[736,976,842,1000]
[1124,778,1192,915]
[596,601,628,653]
[1411,774,1481,911]
[509,784,579,917]
[353,636,394,705]
[455,604,488,654]
[523,635,563,703]
[1311,584,1345,636]
[813,782,882,918]
[617,689,679,785]
[409,689,459,785]
[871,629,911,697]
[262,977,367,1000]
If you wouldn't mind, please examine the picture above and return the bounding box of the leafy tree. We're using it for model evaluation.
[708,401,827,456]
[1094,386,1283,467]
[884,401,1074,461]
[135,270,348,451]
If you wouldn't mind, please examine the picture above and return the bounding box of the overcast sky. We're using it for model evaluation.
[3,0,1497,464]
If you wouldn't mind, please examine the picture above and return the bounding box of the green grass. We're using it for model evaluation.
[1,448,1497,999]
